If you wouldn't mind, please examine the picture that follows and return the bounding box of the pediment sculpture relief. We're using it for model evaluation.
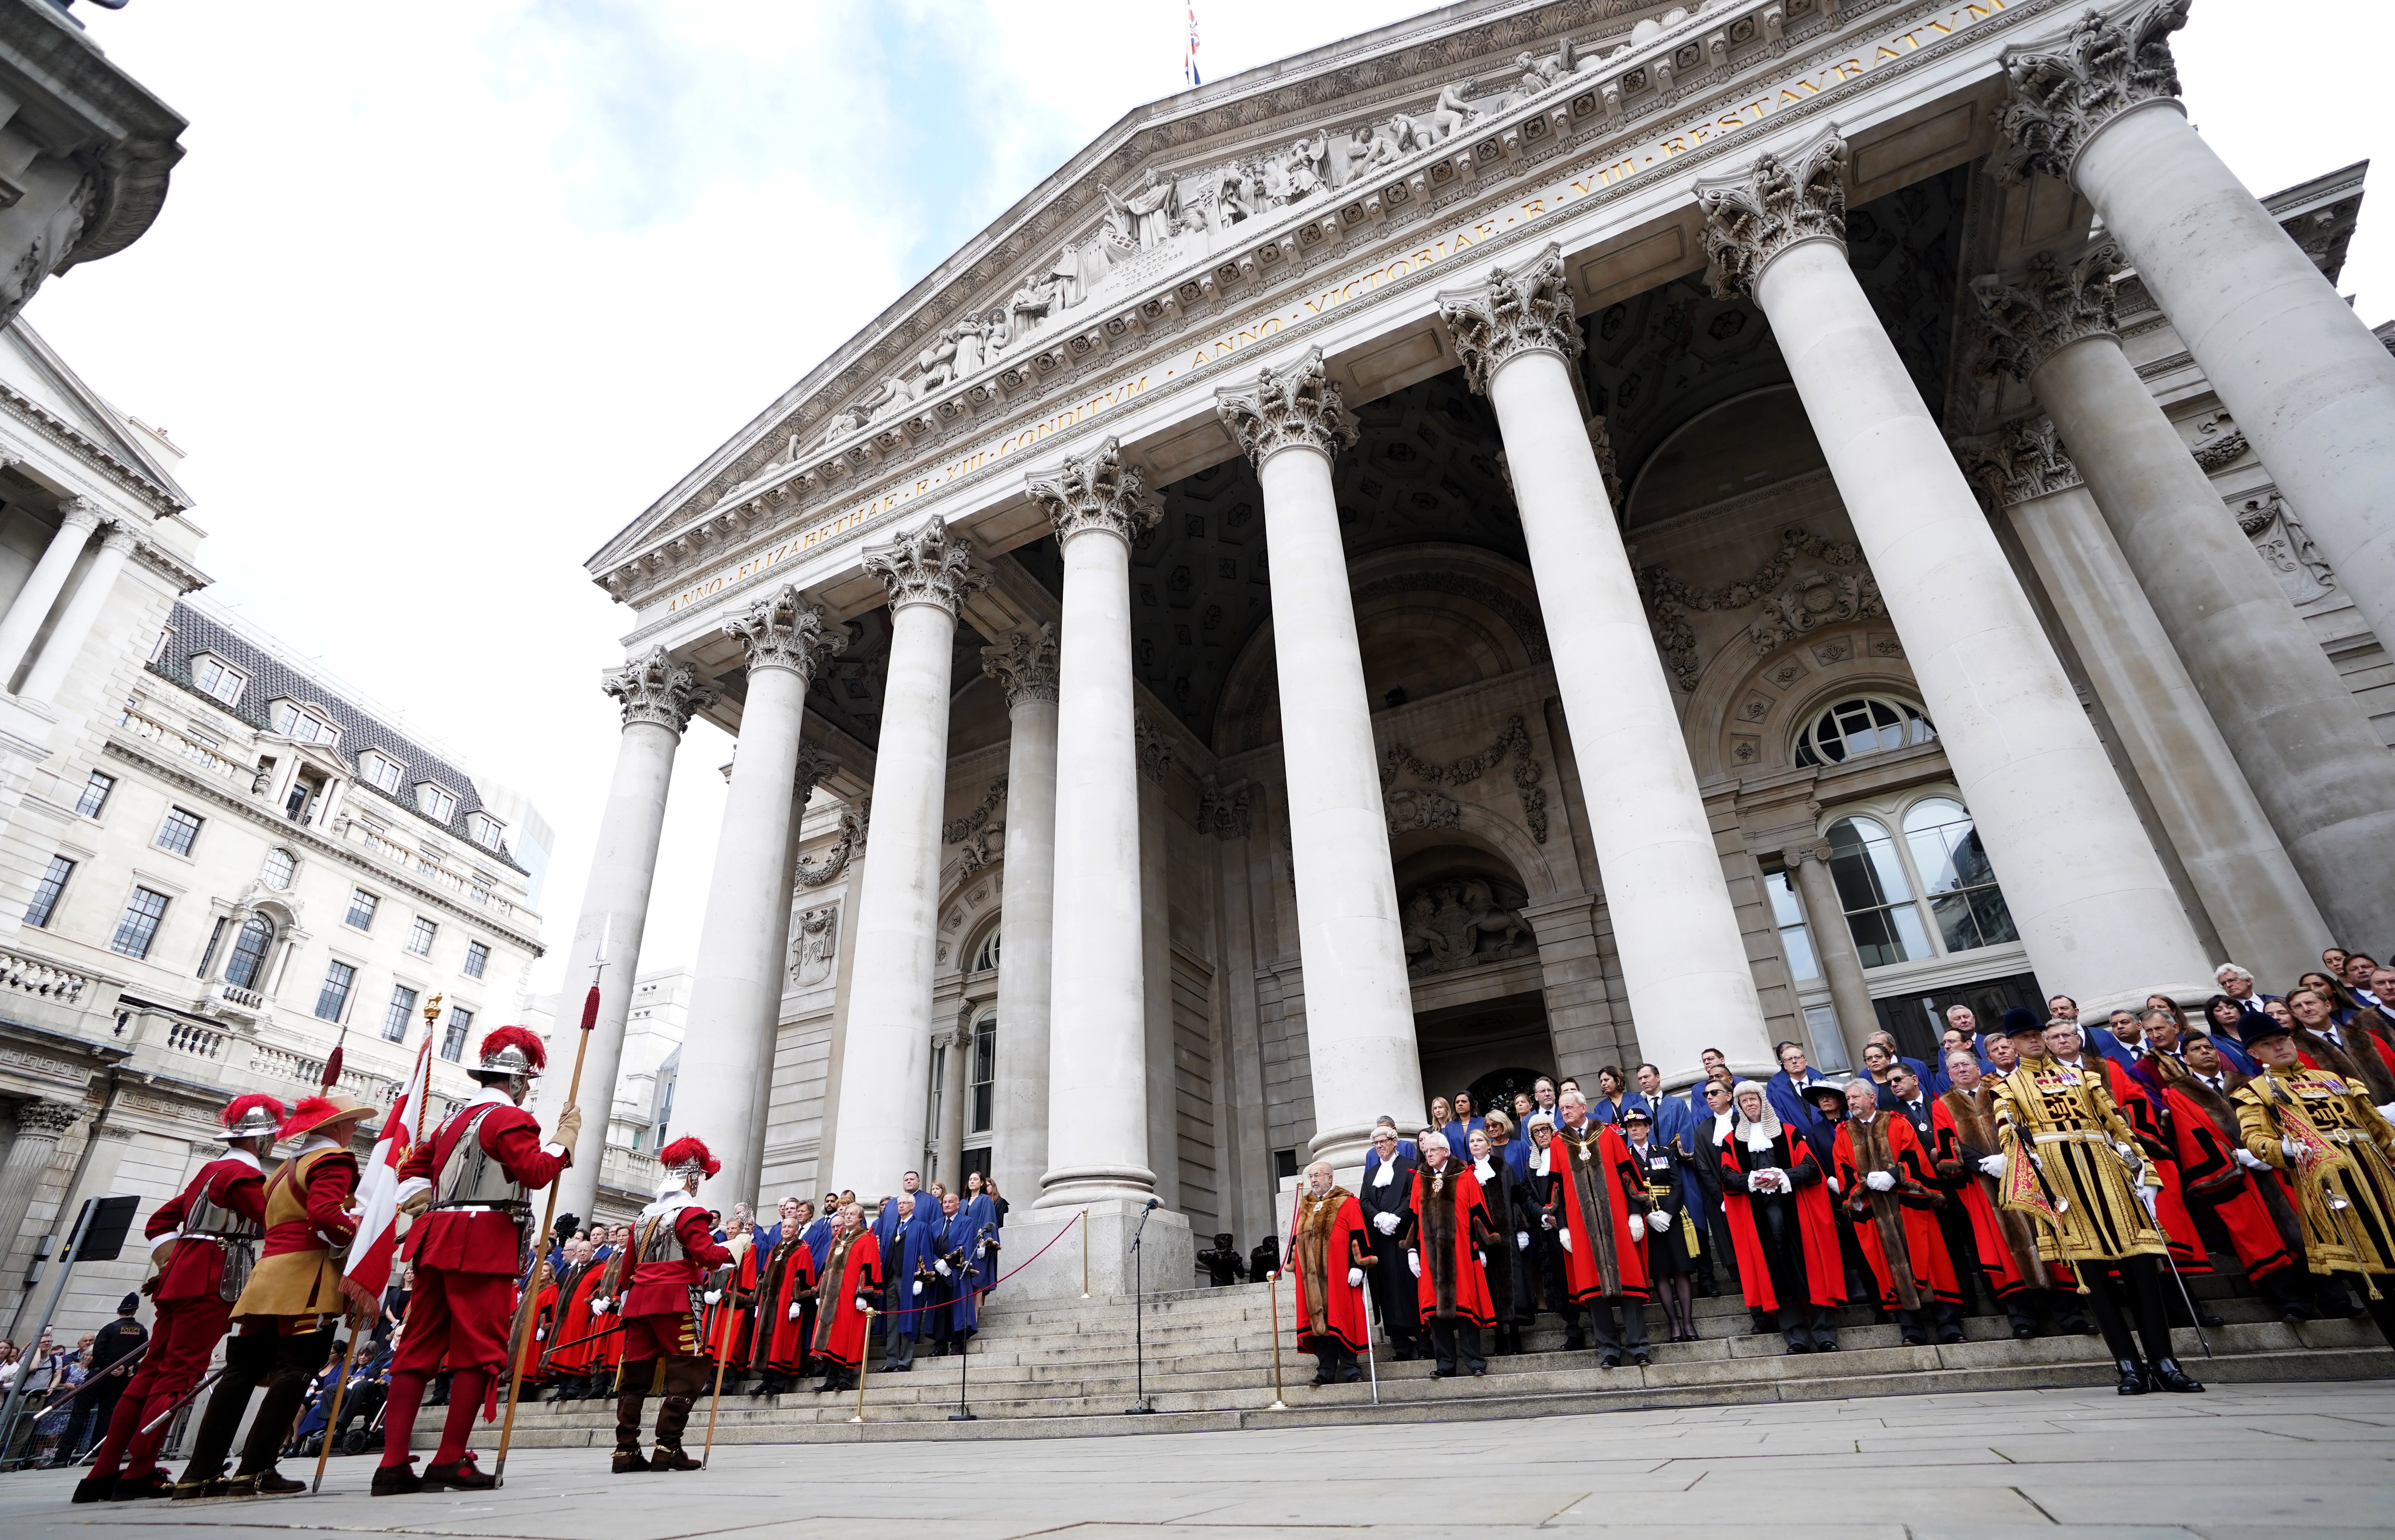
[1400,876,1536,975]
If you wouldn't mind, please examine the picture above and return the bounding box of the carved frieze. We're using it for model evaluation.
[1135,711,1176,783]
[1196,776,1254,840]
[1992,1,2190,186]
[796,801,868,890]
[1380,714,1547,844]
[1399,875,1536,974]
[2237,489,2336,606]
[789,902,839,988]
[1385,787,1464,835]
[1638,525,1872,691]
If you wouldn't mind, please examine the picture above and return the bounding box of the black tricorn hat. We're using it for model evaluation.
[2000,1006,2044,1037]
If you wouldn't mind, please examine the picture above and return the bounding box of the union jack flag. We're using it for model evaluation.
[1185,2,1202,86]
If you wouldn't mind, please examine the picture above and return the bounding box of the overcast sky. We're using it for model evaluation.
[27,0,2389,999]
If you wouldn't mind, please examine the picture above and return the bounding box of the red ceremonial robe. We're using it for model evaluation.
[2094,1057,2208,1274]
[752,1236,817,1373]
[1288,1188,1370,1354]
[515,1277,558,1384]
[805,1229,882,1369]
[1833,1113,1961,1308]
[541,1263,599,1376]
[1929,1097,2035,1295]
[1408,1161,1495,1326]
[1548,1121,1652,1303]
[2163,1082,2296,1279]
[1716,1126,1845,1313]
[697,1259,746,1368]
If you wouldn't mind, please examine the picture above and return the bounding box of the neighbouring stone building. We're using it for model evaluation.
[557,0,2395,1294]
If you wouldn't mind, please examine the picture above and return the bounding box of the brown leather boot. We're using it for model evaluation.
[649,1357,706,1471]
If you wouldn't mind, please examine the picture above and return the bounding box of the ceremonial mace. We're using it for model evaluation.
[493,922,608,1483]
[310,999,408,1494]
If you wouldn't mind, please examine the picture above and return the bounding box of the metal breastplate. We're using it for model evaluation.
[431,1107,530,1213]
[182,1171,264,1303]
[638,1212,684,1264]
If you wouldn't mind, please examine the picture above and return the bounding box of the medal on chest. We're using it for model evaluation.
[1431,1170,1445,1195]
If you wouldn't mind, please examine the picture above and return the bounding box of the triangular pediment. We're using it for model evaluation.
[589,0,1710,585]
[0,318,190,508]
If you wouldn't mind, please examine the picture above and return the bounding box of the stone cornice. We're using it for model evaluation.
[596,0,2039,603]
[0,378,184,514]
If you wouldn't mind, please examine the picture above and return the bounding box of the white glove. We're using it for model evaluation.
[912,1280,923,1297]
[935,1260,951,1277]
[1516,1232,1529,1251]
[1407,1252,1421,1278]
[591,1297,608,1314]
[1754,1167,1784,1194]
[703,1290,722,1305]
[2116,1141,2141,1164]
[979,1239,990,1255]
[1346,1267,1362,1288]
[854,1295,871,1313]
[2378,1102,2395,1122]
[534,1328,545,1341]
[1864,1170,1896,1194]
[1558,1228,1574,1254]
[1373,1211,1399,1236]
[1476,1251,1485,1264]
[2283,1138,2308,1160]
[2135,1183,2160,1220]
[1825,1176,1841,1195]
[1627,1214,1645,1242]
[2234,1149,2268,1171]
[1978,1154,2006,1179]
[788,1302,802,1319]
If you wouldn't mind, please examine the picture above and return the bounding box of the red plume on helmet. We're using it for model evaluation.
[475,1025,548,1074]
[658,1136,720,1178]
[220,1093,287,1130]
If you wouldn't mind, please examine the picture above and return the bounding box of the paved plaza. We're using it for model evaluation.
[2,1379,2390,1539]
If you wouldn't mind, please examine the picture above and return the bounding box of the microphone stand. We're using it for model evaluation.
[1127,1199,1159,1414]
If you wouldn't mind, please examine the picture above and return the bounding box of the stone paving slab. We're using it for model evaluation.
[2,1379,2389,1538]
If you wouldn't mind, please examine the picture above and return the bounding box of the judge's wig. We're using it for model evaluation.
[1729,1079,1783,1147]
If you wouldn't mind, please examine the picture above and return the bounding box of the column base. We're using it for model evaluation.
[996,1198,1193,1302]
[1033,1163,1158,1209]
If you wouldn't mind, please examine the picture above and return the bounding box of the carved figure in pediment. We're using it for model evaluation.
[1009,271,1062,335]
[1366,117,1409,166]
[1216,163,1263,228]
[1425,82,1478,144]
[1281,135,1327,203]
[1453,878,1528,954]
[1400,876,1535,974]
[983,305,1013,357]
[1106,169,1180,249]
[953,312,986,375]
[1324,127,1370,188]
[911,329,959,399]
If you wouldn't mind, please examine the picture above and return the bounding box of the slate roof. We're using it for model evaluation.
[146,598,531,878]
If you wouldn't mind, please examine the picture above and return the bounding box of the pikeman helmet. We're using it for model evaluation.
[219,1093,287,1143]
[469,1025,548,1085]
[658,1136,720,1182]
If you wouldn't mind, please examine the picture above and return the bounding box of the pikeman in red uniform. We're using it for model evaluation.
[798,1201,879,1393]
[1288,1160,1370,1385]
[612,1137,739,1473]
[75,1095,282,1504]
[376,1026,578,1496]
[176,1093,377,1498]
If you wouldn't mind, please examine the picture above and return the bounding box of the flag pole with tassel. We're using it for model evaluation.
[492,920,608,1485]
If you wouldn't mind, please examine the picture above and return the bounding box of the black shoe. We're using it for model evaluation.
[171,1476,227,1501]
[1814,1338,1839,1353]
[1938,1331,1965,1345]
[1429,1367,1455,1378]
[1561,1335,1587,1352]
[1628,1352,1651,1368]
[1786,1342,1812,1355]
[612,1448,650,1475]
[2012,1324,2036,1340]
[422,1456,495,1492]
[1599,1352,1622,1369]
[2199,1311,2225,1329]
[110,1471,174,1502]
[369,1462,423,1497]
[2149,1357,2205,1394]
[2114,1358,2151,1396]
[1900,1334,1928,1347]
[73,1476,113,1505]
[250,1468,306,1496]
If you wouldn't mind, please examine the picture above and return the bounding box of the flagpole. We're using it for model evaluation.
[493,921,607,1484]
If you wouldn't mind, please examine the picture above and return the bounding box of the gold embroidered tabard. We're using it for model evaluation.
[1991,1059,2167,1265]
[2234,1066,2395,1278]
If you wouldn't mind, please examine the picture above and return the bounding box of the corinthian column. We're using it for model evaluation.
[981,623,1059,1207]
[18,520,136,703]
[1024,439,1156,1206]
[1439,245,1774,1084]
[825,518,985,1197]
[1697,132,2212,1011]
[0,1101,77,1310]
[1972,251,2393,948]
[553,648,712,1225]
[1217,351,1425,1167]
[1994,2,2395,665]
[0,498,97,689]
[677,588,844,1207]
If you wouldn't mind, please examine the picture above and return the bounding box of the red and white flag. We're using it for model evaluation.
[344,1030,434,1304]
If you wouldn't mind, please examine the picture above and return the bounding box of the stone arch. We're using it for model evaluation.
[1389,837,1543,978]
[1685,618,1916,780]
[933,864,1003,977]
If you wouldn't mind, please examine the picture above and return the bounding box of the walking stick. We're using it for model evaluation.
[851,1307,875,1425]
[699,1262,741,1468]
[308,1329,366,1493]
[1264,1239,1286,1412]
[493,925,608,1484]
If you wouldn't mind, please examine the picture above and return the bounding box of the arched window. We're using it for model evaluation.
[1825,815,1930,966]
[1794,696,1936,768]
[261,849,296,890]
[225,915,276,991]
[1903,797,2018,953]
[969,927,1001,973]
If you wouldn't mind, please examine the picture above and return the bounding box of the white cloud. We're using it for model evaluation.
[22,0,2386,1003]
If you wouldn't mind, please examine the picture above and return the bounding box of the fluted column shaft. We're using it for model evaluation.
[1028,443,1154,1205]
[984,626,1058,1209]
[1701,134,2214,1011]
[550,649,707,1225]
[1219,353,1425,1169]
[0,501,97,690]
[679,589,843,1207]
[0,1101,76,1316]
[19,522,135,703]
[827,519,984,1197]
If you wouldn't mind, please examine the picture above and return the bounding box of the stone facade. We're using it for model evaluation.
[569,1,2394,1290]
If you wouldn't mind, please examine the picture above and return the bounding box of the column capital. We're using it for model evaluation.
[863,516,986,616]
[12,1099,80,1137]
[1437,241,1584,395]
[1779,842,1831,870]
[1697,131,1847,300]
[1971,247,2123,381]
[727,584,848,679]
[56,496,101,534]
[96,518,139,554]
[1957,416,2084,512]
[1026,436,1160,547]
[1214,346,1358,468]
[794,741,832,803]
[604,645,717,735]
[1992,1,2189,187]
[982,622,1059,708]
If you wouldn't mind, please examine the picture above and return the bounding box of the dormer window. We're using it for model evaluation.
[416,782,458,822]
[359,749,405,795]
[190,653,248,707]
[270,699,341,746]
[466,811,508,851]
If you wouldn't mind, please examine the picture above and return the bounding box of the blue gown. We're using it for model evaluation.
[940,1208,989,1338]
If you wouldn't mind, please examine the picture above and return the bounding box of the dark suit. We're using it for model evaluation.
[1356,1153,1421,1358]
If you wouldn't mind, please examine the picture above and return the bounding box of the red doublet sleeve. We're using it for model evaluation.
[303,1152,362,1247]
[677,1207,733,1269]
[481,1106,571,1190]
